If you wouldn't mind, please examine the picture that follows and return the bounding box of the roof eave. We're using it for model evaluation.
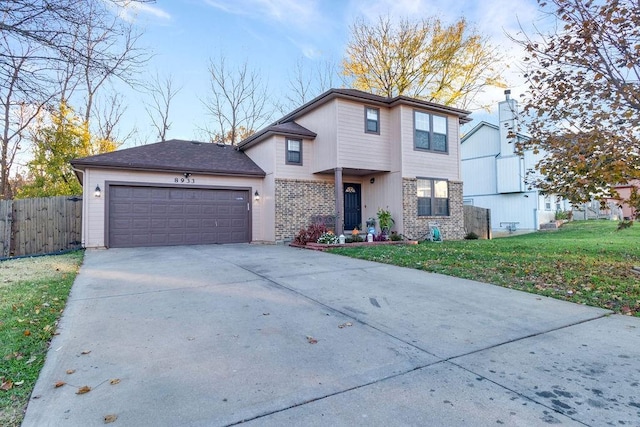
[70,163,266,178]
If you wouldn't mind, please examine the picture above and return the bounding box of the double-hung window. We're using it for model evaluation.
[365,107,380,134]
[286,138,302,165]
[414,111,447,152]
[417,178,449,216]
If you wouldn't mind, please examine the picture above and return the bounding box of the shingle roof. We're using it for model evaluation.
[71,139,266,178]
[238,88,472,149]
[238,121,316,148]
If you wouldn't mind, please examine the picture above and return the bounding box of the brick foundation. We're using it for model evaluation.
[402,179,464,240]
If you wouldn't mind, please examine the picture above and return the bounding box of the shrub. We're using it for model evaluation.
[293,222,329,245]
[464,231,479,240]
[617,220,633,231]
[389,232,403,241]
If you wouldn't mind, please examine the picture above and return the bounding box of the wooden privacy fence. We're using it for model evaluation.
[463,205,492,239]
[0,196,83,258]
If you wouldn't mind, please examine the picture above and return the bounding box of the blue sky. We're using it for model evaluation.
[120,0,545,144]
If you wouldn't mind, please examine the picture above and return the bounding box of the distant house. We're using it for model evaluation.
[461,91,570,234]
[72,88,471,248]
[605,180,640,220]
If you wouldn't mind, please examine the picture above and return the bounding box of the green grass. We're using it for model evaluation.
[0,251,84,427]
[329,221,640,316]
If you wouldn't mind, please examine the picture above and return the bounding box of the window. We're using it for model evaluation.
[414,111,447,152]
[417,178,449,216]
[286,138,302,165]
[365,107,380,134]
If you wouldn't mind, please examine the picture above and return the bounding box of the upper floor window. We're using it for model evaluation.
[417,178,449,216]
[365,107,380,134]
[286,138,302,165]
[414,111,447,152]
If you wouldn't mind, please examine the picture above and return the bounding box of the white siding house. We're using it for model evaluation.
[461,91,570,234]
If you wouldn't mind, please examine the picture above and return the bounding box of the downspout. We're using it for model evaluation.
[71,166,87,248]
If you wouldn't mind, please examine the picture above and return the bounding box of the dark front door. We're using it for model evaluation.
[343,183,361,232]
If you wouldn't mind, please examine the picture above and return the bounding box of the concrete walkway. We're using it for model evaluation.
[22,244,640,426]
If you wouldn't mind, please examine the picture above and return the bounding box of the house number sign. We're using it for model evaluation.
[174,176,195,183]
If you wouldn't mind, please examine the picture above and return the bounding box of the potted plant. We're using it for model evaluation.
[377,208,394,238]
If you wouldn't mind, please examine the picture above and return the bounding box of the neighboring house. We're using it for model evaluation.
[461,91,570,234]
[605,180,640,220]
[71,88,471,248]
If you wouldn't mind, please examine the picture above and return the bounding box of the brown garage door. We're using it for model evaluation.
[108,185,250,248]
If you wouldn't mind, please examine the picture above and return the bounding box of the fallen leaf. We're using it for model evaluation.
[80,350,91,355]
[1,378,13,391]
[76,385,91,394]
[104,414,117,424]
[338,322,353,329]
[14,380,24,386]
[306,336,318,344]
[66,369,76,375]
[109,378,120,385]
[262,312,270,316]
[54,381,66,388]
[25,356,37,365]
[23,330,31,336]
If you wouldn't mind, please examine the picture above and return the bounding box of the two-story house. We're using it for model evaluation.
[71,89,470,248]
[461,90,570,234]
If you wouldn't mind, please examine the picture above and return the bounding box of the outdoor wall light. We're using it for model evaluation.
[254,190,260,201]
[370,177,375,184]
[94,185,101,198]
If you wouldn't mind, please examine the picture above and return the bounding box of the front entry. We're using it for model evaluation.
[343,183,361,232]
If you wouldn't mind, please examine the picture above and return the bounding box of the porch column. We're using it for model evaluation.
[334,167,344,235]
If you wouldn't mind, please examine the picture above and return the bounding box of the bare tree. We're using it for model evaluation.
[95,92,133,146]
[0,0,151,198]
[0,36,56,199]
[277,58,338,114]
[202,56,272,145]
[145,73,182,142]
[76,3,149,125]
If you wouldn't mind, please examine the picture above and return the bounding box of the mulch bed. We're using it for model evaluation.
[289,240,418,251]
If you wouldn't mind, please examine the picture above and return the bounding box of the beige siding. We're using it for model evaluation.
[359,171,403,234]
[400,105,461,180]
[296,101,337,173]
[245,139,276,241]
[82,168,267,248]
[336,99,392,171]
[274,135,324,180]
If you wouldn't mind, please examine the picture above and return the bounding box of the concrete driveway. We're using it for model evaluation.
[22,244,640,426]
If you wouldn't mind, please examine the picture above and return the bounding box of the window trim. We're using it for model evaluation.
[364,106,380,135]
[285,138,302,166]
[413,110,448,154]
[417,177,450,217]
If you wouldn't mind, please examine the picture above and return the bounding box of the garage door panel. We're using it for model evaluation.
[109,186,250,248]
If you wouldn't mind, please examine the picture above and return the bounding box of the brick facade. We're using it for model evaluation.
[275,178,335,242]
[402,178,465,240]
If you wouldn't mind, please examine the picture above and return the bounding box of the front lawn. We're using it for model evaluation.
[329,221,640,316]
[0,251,84,427]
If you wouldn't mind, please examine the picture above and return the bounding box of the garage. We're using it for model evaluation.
[71,140,266,248]
[108,185,251,248]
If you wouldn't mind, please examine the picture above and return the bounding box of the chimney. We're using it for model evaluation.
[499,89,518,155]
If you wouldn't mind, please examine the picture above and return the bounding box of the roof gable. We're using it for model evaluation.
[238,88,472,149]
[71,139,265,177]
